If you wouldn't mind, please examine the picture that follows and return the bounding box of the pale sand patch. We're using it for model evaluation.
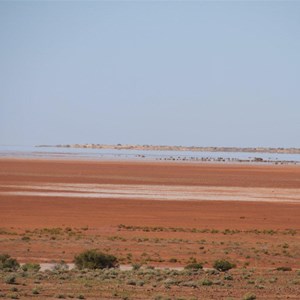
[1,183,299,203]
[33,263,184,272]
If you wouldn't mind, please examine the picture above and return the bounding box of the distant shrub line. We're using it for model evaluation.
[117,224,297,236]
[0,251,294,275]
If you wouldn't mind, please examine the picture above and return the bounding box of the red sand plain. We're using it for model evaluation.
[0,158,300,267]
[1,158,300,228]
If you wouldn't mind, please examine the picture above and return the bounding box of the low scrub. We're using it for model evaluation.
[201,279,213,286]
[0,254,19,271]
[184,263,203,270]
[243,293,256,300]
[276,266,292,271]
[74,250,118,270]
[5,274,16,284]
[132,263,142,270]
[213,259,235,272]
[21,263,40,272]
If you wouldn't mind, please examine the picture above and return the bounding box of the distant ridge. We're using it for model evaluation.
[36,144,300,154]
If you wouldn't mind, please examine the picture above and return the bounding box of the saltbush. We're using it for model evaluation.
[184,263,203,270]
[243,293,256,300]
[4,274,16,284]
[132,263,142,270]
[201,279,213,286]
[0,254,19,271]
[213,259,235,272]
[53,260,69,271]
[74,250,118,270]
[21,263,40,272]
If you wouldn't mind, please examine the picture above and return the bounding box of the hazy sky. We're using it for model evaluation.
[1,1,299,147]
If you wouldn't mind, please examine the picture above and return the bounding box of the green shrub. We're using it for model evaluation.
[74,249,118,269]
[213,260,235,272]
[0,254,19,270]
[21,263,40,272]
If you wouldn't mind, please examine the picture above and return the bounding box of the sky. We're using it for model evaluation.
[0,1,299,148]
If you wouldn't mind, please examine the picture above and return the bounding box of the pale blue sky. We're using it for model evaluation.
[1,1,299,147]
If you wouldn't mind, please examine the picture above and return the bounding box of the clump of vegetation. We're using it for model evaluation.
[5,274,16,284]
[224,274,233,280]
[21,263,40,272]
[243,293,256,300]
[201,279,213,286]
[53,260,69,271]
[74,249,118,269]
[132,263,142,270]
[184,263,203,270]
[180,280,198,288]
[126,279,137,286]
[118,224,299,236]
[213,259,235,272]
[0,254,19,270]
[276,266,292,271]
[32,287,40,295]
[7,293,19,299]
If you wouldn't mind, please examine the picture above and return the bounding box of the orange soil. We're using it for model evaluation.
[0,158,300,266]
[1,158,300,229]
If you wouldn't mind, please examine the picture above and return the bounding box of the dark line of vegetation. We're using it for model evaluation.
[117,224,297,236]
